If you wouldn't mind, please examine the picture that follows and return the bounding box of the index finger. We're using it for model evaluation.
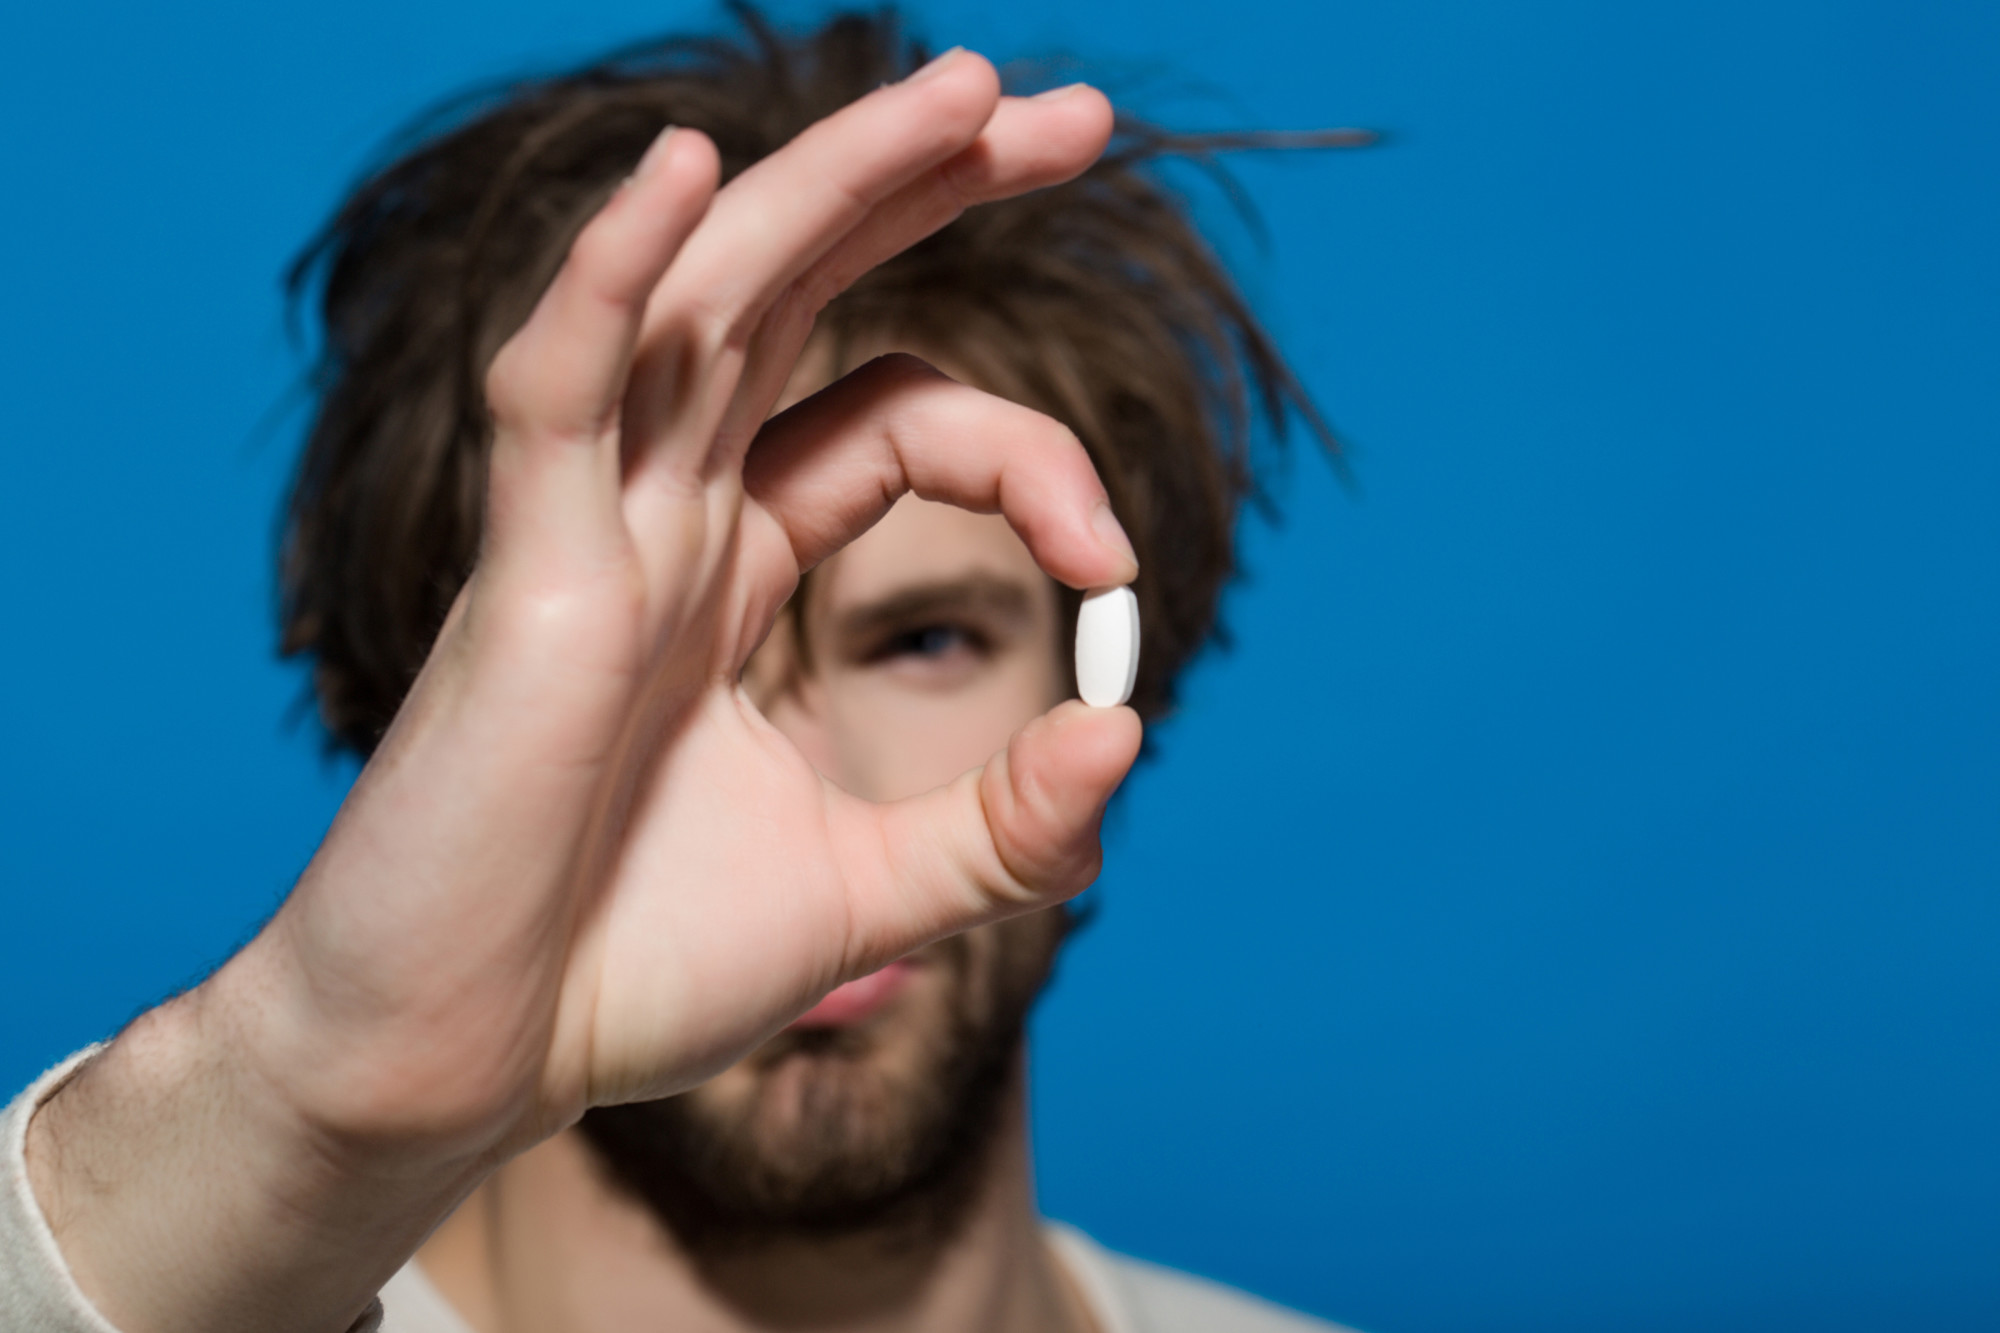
[741,353,1139,593]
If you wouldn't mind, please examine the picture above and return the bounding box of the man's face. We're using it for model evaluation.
[578,479,1076,1243]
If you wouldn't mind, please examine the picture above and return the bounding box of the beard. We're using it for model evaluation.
[576,908,1072,1254]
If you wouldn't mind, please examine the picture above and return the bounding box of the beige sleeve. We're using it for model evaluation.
[0,1047,385,1333]
[1045,1221,1361,1333]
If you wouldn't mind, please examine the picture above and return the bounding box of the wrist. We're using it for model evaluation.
[210,919,534,1173]
[27,959,493,1333]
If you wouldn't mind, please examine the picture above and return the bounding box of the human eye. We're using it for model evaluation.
[866,622,989,667]
[829,580,1035,693]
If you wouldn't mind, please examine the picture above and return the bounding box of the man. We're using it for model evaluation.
[1,8,1356,1331]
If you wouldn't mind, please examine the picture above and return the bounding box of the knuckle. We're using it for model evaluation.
[482,344,530,426]
[931,153,979,211]
[1040,414,1085,456]
[864,350,949,388]
[565,220,627,290]
[788,269,845,322]
[678,291,743,363]
[476,571,644,674]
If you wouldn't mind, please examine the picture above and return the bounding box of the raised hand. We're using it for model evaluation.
[28,51,1138,1333]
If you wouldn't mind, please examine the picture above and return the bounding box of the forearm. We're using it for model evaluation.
[22,951,485,1333]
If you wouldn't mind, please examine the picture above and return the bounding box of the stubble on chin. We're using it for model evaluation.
[576,909,1071,1256]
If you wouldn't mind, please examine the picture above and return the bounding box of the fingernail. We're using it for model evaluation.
[635,124,677,179]
[1031,83,1089,102]
[904,46,965,84]
[1090,501,1139,574]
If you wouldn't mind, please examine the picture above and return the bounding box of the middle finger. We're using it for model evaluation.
[619,48,1004,484]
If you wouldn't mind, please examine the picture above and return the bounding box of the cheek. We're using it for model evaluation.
[910,913,1067,1038]
[975,910,1071,1017]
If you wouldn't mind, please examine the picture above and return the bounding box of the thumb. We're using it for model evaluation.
[831,702,1144,974]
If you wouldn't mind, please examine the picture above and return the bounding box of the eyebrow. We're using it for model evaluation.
[827,573,1038,648]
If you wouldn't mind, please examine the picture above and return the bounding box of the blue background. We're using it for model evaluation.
[3,1,1995,1329]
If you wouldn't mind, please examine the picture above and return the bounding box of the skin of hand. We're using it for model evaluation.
[25,51,1139,1333]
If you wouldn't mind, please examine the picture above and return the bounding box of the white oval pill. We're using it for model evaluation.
[1075,585,1140,708]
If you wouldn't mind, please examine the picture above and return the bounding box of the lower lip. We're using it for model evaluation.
[789,960,916,1028]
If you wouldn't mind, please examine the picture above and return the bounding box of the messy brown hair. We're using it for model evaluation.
[281,3,1354,757]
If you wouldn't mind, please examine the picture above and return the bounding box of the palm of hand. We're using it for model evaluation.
[260,55,1142,1156]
